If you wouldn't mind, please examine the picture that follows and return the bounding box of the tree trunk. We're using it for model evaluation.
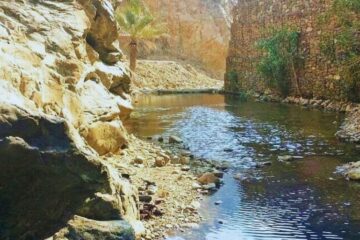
[129,40,137,71]
[290,59,302,96]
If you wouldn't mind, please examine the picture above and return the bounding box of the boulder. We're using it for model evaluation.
[347,169,360,181]
[0,103,139,239]
[0,0,137,238]
[197,172,220,185]
[52,216,135,240]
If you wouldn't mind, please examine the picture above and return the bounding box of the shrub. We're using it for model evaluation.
[255,27,303,97]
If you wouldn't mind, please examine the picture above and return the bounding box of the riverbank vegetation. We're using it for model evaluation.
[255,27,303,97]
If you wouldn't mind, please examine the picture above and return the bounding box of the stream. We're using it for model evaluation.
[125,94,360,240]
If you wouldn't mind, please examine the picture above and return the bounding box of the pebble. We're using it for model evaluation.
[214,200,223,205]
[139,195,152,203]
[133,156,145,164]
[278,155,294,162]
[223,148,233,152]
[202,183,216,191]
[147,185,158,195]
[181,166,191,171]
[190,200,201,209]
[169,135,183,144]
[192,182,202,189]
[255,161,272,168]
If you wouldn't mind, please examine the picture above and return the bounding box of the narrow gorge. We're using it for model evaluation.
[0,0,360,240]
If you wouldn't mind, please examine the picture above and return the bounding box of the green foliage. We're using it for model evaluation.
[115,0,166,40]
[255,27,302,96]
[319,0,360,101]
[226,70,238,84]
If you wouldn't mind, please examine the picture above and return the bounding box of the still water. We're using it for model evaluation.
[125,94,360,240]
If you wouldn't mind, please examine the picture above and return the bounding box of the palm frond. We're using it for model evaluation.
[115,0,167,40]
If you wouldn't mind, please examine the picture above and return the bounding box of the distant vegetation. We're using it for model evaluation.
[115,0,166,71]
[319,0,360,102]
[255,27,303,97]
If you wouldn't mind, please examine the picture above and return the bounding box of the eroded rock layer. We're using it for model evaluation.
[0,0,138,239]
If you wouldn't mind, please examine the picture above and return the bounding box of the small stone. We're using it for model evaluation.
[233,173,245,181]
[255,161,272,168]
[218,219,224,224]
[192,182,202,189]
[181,166,191,171]
[154,199,164,205]
[197,172,219,185]
[133,156,145,164]
[347,168,360,180]
[278,155,294,162]
[223,148,233,152]
[155,157,167,167]
[190,200,201,209]
[147,185,158,195]
[214,200,223,205]
[202,183,216,191]
[180,150,192,157]
[139,195,152,203]
[169,135,183,144]
[180,156,190,165]
[216,162,230,171]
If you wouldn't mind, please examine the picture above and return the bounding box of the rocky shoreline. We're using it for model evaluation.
[260,95,360,143]
[116,135,228,240]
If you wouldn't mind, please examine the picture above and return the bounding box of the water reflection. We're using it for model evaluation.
[125,94,360,240]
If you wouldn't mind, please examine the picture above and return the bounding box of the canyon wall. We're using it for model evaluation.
[225,0,347,99]
[0,0,140,239]
[120,0,235,78]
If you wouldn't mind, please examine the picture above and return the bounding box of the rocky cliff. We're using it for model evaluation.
[120,0,235,78]
[0,0,140,239]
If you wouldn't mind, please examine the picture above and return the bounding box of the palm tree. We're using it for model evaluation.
[115,0,165,71]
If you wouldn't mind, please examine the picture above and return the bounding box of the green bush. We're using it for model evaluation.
[255,27,303,97]
[226,70,238,83]
[319,0,360,102]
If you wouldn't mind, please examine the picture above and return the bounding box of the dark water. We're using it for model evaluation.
[125,94,360,240]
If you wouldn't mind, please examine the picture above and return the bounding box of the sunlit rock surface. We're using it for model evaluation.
[120,0,235,78]
[0,0,138,239]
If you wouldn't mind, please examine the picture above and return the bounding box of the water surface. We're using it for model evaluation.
[125,94,360,240]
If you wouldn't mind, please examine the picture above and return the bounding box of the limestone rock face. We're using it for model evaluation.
[120,0,235,78]
[0,0,138,239]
